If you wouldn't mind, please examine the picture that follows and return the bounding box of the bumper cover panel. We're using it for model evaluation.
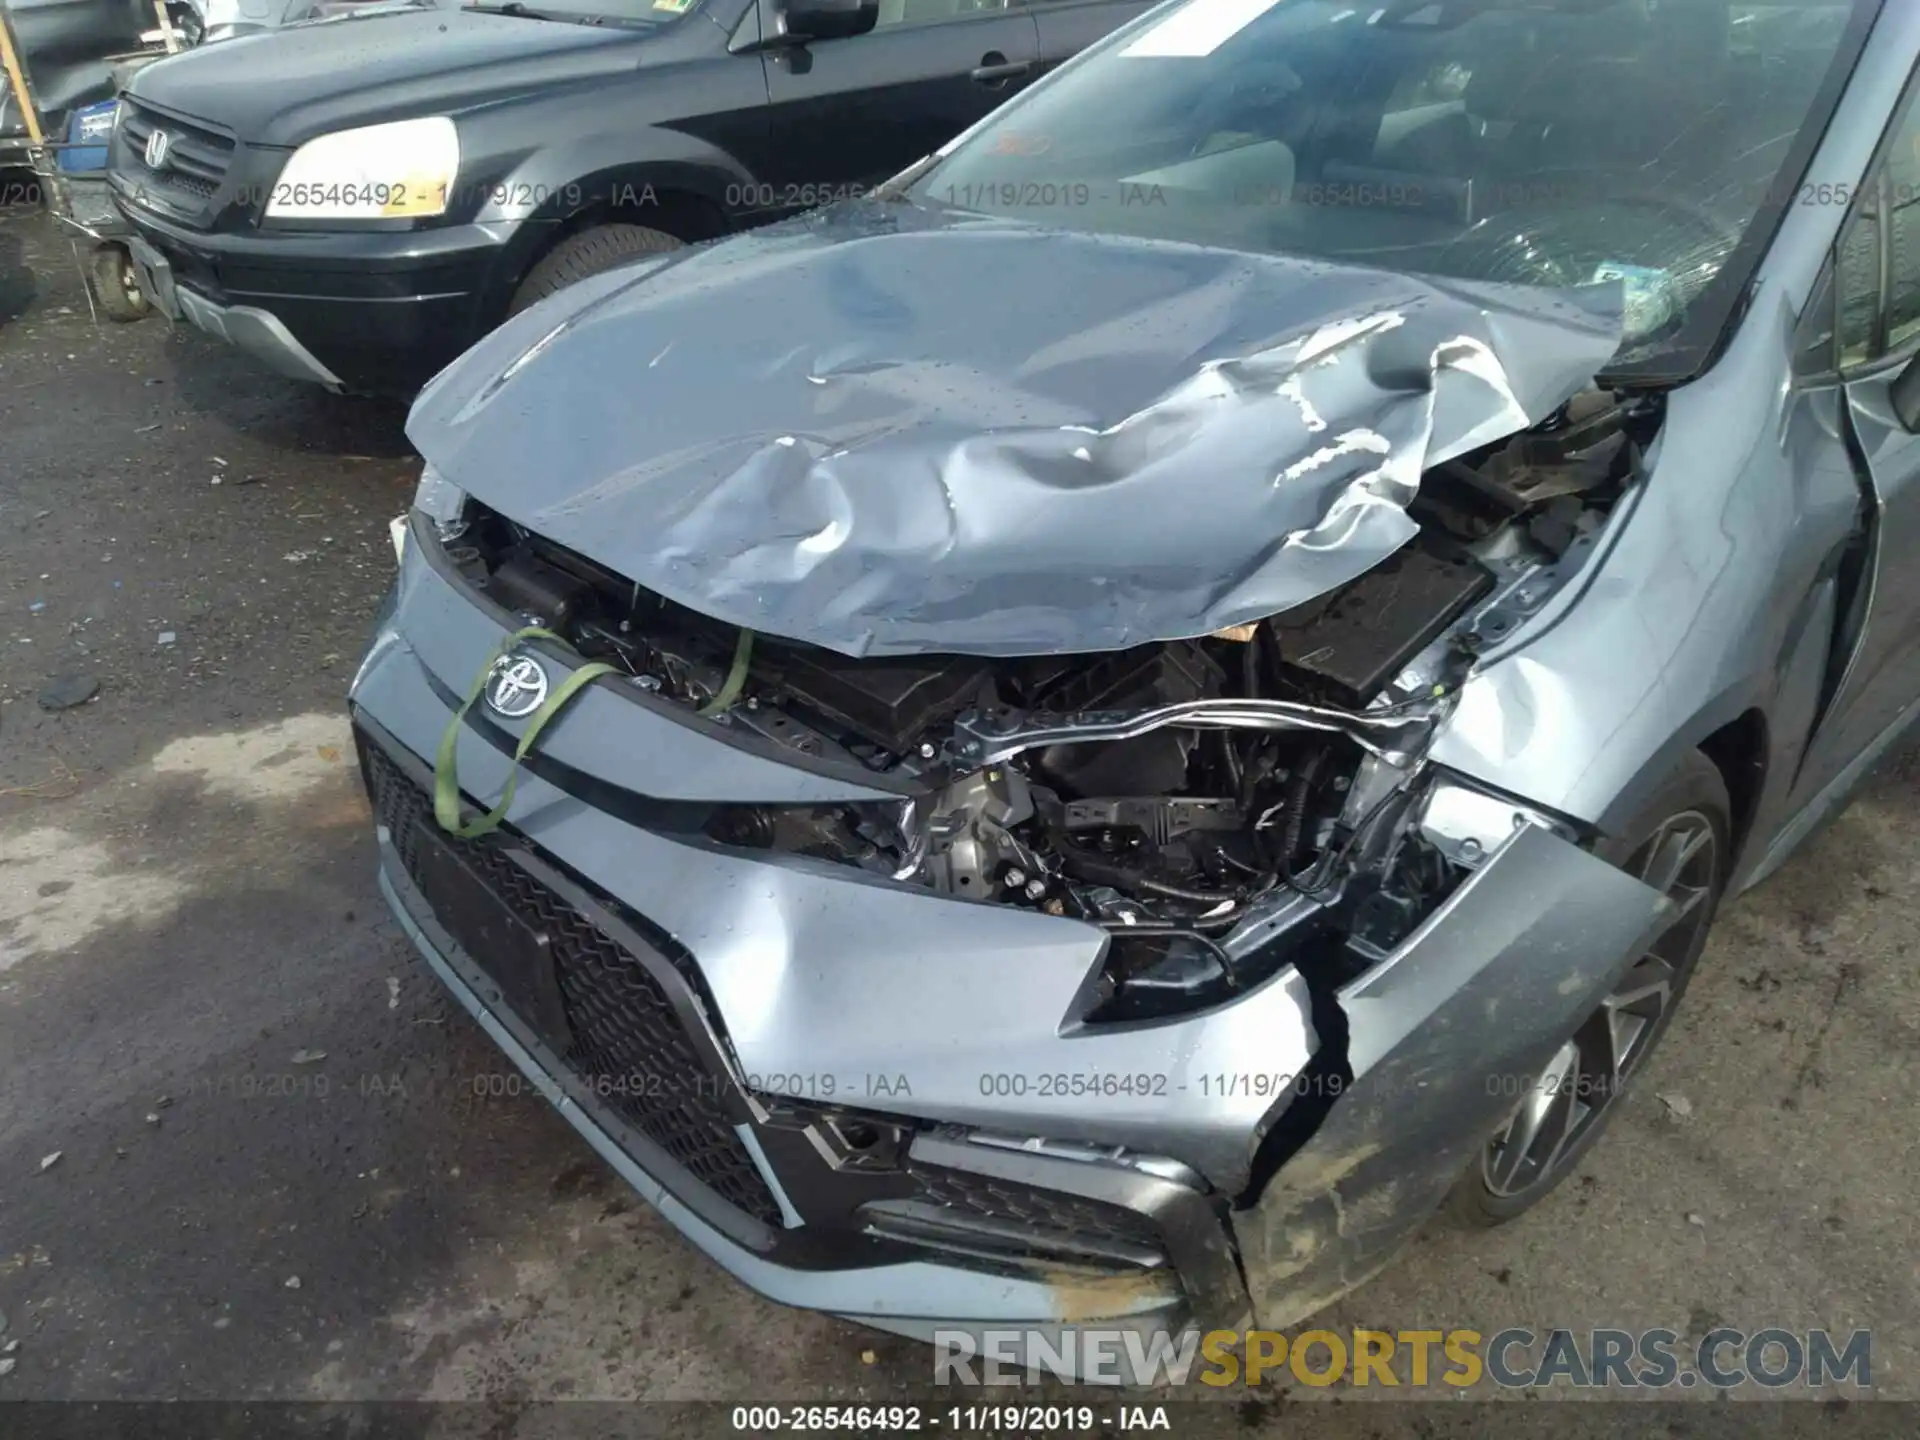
[110,195,508,391]
[1233,824,1670,1326]
[178,287,347,388]
[382,860,1188,1328]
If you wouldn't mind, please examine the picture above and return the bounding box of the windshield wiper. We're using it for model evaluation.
[467,0,654,22]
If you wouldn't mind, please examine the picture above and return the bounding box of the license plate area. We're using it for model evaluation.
[407,819,573,1054]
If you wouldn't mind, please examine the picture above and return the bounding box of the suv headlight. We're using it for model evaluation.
[265,117,458,221]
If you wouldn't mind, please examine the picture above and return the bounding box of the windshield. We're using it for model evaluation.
[910,0,1872,376]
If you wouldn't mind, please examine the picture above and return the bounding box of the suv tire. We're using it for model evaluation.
[507,223,685,316]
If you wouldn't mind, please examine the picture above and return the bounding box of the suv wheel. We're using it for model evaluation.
[1448,748,1731,1226]
[507,224,685,316]
[87,244,150,323]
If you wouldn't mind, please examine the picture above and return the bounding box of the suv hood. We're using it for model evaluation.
[410,202,1622,658]
[130,6,639,143]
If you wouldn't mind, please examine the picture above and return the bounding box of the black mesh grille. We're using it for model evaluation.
[905,1164,1165,1256]
[361,739,782,1227]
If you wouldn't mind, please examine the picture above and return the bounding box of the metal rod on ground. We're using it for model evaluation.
[70,239,101,324]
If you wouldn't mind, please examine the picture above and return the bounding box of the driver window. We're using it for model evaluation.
[1836,187,1881,370]
[872,0,1008,26]
[1835,73,1920,368]
[1883,122,1920,350]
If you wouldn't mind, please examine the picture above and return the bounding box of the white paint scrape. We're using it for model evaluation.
[149,713,356,803]
[0,829,187,972]
[0,713,359,970]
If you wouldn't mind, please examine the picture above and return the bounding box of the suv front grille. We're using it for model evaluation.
[117,101,234,208]
[361,739,783,1228]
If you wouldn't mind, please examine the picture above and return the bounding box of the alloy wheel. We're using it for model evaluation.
[1481,810,1718,1199]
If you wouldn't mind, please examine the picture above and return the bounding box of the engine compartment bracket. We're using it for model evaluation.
[948,699,1436,770]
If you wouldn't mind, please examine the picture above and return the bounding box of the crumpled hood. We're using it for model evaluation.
[410,202,1621,658]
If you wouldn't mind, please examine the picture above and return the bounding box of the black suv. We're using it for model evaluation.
[106,0,1148,396]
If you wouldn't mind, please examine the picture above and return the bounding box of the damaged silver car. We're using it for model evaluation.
[351,0,1911,1353]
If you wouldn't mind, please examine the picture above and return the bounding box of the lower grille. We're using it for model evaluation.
[362,738,783,1227]
[912,1165,1164,1250]
[862,1164,1168,1271]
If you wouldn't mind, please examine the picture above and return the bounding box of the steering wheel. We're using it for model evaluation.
[1431,187,1742,294]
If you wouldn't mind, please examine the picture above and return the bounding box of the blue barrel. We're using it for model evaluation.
[58,100,119,174]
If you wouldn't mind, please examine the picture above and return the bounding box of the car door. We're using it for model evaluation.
[1027,0,1156,79]
[1786,63,1920,807]
[752,0,1042,205]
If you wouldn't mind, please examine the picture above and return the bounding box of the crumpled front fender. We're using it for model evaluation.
[1234,822,1670,1327]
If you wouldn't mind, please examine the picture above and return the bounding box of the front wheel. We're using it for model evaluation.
[506,224,685,317]
[1448,748,1731,1226]
[86,244,150,323]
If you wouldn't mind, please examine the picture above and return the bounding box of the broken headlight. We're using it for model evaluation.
[703,797,924,880]
[1081,928,1253,1024]
[413,464,471,543]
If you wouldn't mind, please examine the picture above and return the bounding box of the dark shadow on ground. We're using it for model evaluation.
[0,205,42,323]
[158,324,414,459]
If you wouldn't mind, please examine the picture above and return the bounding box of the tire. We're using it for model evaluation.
[506,223,685,317]
[1447,748,1732,1227]
[86,244,150,323]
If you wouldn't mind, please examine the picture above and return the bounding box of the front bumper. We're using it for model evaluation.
[111,186,510,395]
[352,516,1671,1343]
[371,754,1221,1340]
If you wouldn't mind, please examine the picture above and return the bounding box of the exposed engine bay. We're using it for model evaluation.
[434,387,1655,1019]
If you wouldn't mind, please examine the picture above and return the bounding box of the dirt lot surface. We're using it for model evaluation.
[1,196,1913,1429]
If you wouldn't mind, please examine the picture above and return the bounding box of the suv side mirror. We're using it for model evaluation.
[776,0,878,41]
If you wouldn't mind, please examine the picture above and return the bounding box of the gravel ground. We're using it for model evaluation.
[1,195,1914,1421]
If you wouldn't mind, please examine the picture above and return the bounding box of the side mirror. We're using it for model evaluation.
[776,0,878,42]
[1891,350,1920,434]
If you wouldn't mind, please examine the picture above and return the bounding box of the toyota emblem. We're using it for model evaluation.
[483,653,549,719]
[144,127,172,170]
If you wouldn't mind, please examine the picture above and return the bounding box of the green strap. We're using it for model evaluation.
[434,625,619,840]
[699,628,754,717]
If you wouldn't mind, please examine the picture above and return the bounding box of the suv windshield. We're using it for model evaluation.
[910,0,1872,376]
